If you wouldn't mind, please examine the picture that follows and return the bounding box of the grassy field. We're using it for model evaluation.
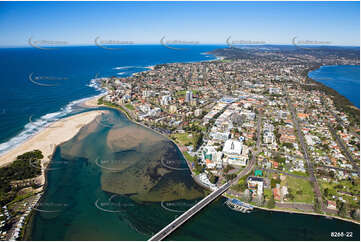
[171,133,193,146]
[288,170,309,177]
[175,90,199,96]
[281,176,314,203]
[184,151,196,163]
[124,103,135,110]
[264,188,272,200]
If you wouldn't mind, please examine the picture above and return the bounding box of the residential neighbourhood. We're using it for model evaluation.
[95,47,360,222]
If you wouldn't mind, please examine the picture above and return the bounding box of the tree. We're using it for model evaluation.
[193,158,203,173]
[267,194,276,209]
[225,173,237,181]
[350,209,360,220]
[223,164,234,173]
[192,132,203,150]
[208,173,218,184]
[313,196,321,213]
[338,202,347,217]
[323,188,329,198]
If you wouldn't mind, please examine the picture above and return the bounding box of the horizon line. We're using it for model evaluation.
[0,43,360,48]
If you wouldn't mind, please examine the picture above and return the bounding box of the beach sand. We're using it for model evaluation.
[82,94,105,108]
[0,110,105,168]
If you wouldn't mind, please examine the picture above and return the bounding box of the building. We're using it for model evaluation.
[203,146,223,169]
[194,108,202,117]
[223,139,242,155]
[273,187,281,201]
[247,176,264,196]
[185,90,193,102]
[210,131,230,142]
[160,95,171,106]
[223,139,249,166]
[269,87,281,95]
[169,105,177,114]
[263,131,275,144]
[327,200,338,211]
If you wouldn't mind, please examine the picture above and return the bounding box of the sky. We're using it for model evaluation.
[0,1,359,47]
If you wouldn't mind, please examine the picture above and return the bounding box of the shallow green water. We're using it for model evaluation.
[29,108,360,241]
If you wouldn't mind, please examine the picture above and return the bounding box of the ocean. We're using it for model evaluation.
[0,45,221,155]
[308,65,360,108]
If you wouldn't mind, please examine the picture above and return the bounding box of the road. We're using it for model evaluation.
[234,108,263,180]
[285,89,325,212]
[258,167,311,180]
[317,164,359,174]
[327,123,360,173]
[321,94,359,139]
[148,182,231,241]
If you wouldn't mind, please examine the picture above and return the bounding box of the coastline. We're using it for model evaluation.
[0,109,106,240]
[307,64,360,108]
[223,192,360,225]
[0,110,105,168]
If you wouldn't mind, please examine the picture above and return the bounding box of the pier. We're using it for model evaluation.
[148,182,231,241]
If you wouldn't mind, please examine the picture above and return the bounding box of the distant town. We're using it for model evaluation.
[95,45,360,222]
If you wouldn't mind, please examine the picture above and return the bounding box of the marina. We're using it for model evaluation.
[225,199,254,213]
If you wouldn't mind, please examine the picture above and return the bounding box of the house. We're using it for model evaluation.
[273,187,281,201]
[281,186,288,200]
[263,131,275,144]
[327,200,338,211]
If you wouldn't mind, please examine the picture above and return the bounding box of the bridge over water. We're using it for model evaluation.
[148,182,231,241]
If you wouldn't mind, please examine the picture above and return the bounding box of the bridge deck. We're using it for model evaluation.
[148,182,230,241]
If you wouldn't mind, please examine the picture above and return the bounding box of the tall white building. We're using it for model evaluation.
[160,95,171,106]
[185,91,193,103]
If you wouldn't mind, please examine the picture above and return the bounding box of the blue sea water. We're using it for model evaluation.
[0,45,223,154]
[308,65,360,108]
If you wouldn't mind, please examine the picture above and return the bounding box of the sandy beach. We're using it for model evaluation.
[82,94,106,108]
[0,110,105,168]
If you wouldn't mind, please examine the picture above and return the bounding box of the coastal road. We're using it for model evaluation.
[148,182,231,241]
